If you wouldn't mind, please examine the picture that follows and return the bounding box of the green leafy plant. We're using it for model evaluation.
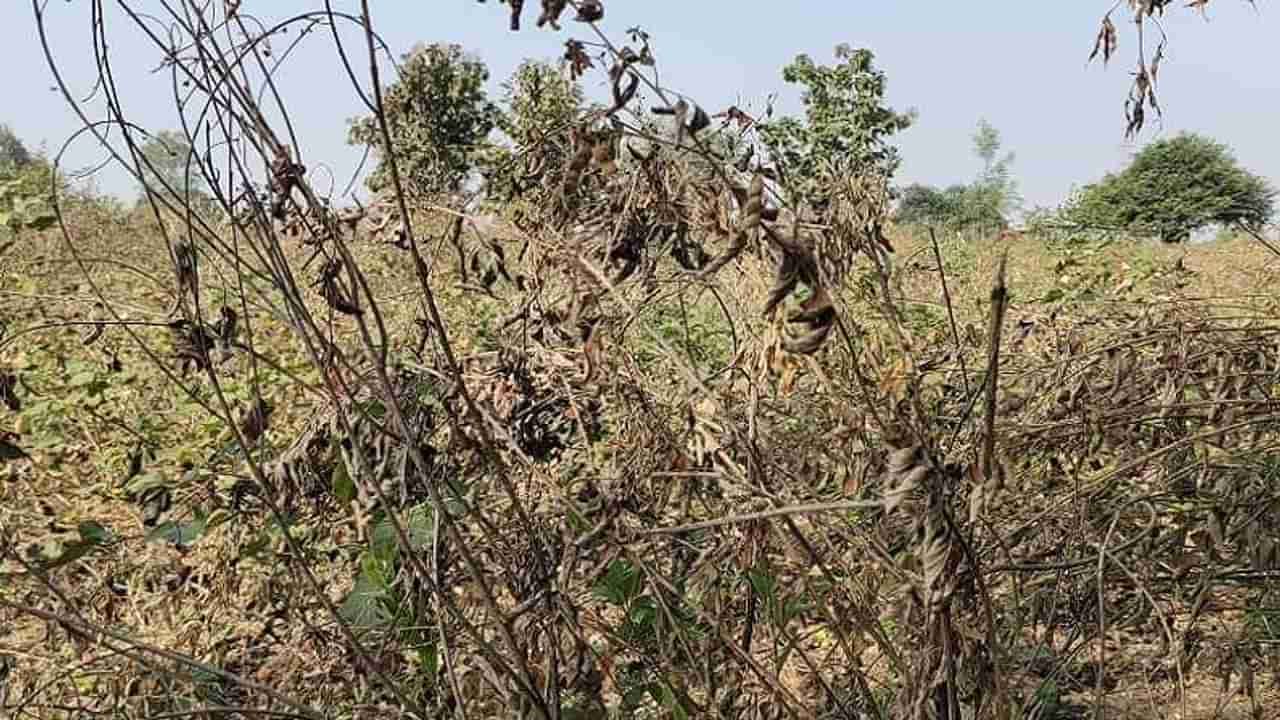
[0,122,33,173]
[0,157,58,232]
[1059,132,1275,242]
[348,42,501,201]
[134,129,209,198]
[477,58,585,205]
[894,118,1018,231]
[758,43,914,206]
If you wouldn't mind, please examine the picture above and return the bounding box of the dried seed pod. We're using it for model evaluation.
[561,133,593,198]
[537,0,568,29]
[700,174,764,278]
[508,0,525,30]
[686,104,711,138]
[575,0,603,22]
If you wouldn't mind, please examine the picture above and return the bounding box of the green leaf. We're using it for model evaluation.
[340,567,392,629]
[147,510,207,547]
[77,520,114,544]
[68,371,98,390]
[368,504,433,565]
[25,213,55,231]
[331,460,355,503]
[418,644,439,677]
[747,569,776,603]
[593,558,640,605]
[38,538,95,570]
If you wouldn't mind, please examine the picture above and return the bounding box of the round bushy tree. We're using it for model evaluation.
[348,42,501,200]
[894,183,954,226]
[1063,132,1274,242]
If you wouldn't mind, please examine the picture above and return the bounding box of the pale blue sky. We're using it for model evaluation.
[2,1,1277,214]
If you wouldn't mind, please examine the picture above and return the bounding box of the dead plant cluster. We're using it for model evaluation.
[2,2,1280,720]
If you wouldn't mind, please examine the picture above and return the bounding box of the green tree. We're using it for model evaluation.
[757,43,914,206]
[0,123,32,173]
[348,42,501,200]
[135,129,208,197]
[894,183,954,226]
[1061,132,1274,242]
[477,58,584,203]
[970,118,1019,222]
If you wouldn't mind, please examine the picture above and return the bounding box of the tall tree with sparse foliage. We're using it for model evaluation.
[970,118,1019,221]
[348,42,501,201]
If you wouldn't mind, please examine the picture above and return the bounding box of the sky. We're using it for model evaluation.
[2,1,1278,216]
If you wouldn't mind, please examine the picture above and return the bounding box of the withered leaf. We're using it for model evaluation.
[508,0,525,30]
[563,40,592,80]
[1,432,30,461]
[537,0,568,29]
[575,0,603,23]
[238,397,274,447]
[1088,15,1118,66]
[0,371,19,411]
[686,105,711,138]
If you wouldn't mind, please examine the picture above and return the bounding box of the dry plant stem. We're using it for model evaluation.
[143,708,315,720]
[982,251,1009,485]
[1094,511,1122,720]
[778,518,887,719]
[38,5,431,716]
[642,498,883,535]
[1100,544,1186,716]
[624,548,808,719]
[355,4,550,716]
[929,226,970,397]
[0,599,322,720]
[1234,221,1280,260]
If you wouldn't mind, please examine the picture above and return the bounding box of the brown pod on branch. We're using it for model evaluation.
[537,0,568,29]
[608,66,639,116]
[686,104,711,138]
[575,0,604,22]
[561,129,593,199]
[700,173,764,278]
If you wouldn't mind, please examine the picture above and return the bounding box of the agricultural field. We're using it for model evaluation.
[3,3,1280,720]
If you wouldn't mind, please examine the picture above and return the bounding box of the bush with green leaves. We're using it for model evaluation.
[476,58,584,204]
[0,155,59,233]
[1059,132,1275,243]
[0,123,33,173]
[348,42,501,201]
[757,44,914,207]
[894,118,1019,232]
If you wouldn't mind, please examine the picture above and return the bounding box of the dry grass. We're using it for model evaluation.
[4,198,1280,718]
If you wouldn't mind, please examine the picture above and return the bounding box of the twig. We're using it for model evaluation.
[642,499,883,535]
[981,250,1008,486]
